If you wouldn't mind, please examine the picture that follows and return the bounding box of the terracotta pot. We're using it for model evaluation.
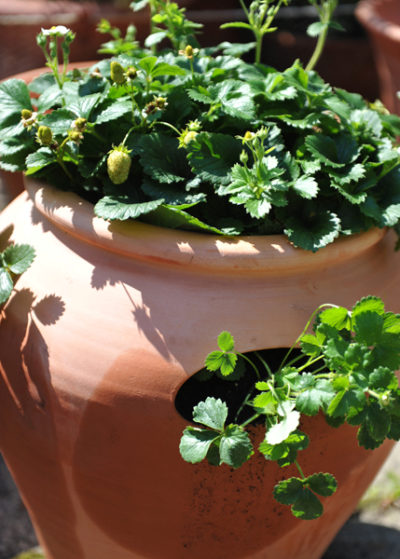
[0,178,400,558]
[356,0,400,114]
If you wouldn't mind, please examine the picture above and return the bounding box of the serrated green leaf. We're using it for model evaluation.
[25,148,57,175]
[300,334,322,357]
[2,244,35,274]
[366,401,391,440]
[357,423,384,450]
[219,424,253,468]
[204,349,237,377]
[189,132,242,185]
[305,134,358,167]
[291,488,323,520]
[369,367,398,390]
[306,473,337,497]
[0,267,13,304]
[142,204,229,235]
[296,379,335,416]
[213,80,255,120]
[192,397,227,430]
[292,175,318,199]
[151,62,186,78]
[41,109,75,136]
[138,56,158,75]
[0,79,32,125]
[68,92,102,120]
[253,391,276,414]
[179,427,219,463]
[255,381,269,391]
[217,331,235,352]
[327,388,366,418]
[29,72,56,94]
[95,99,132,124]
[319,306,350,330]
[94,195,164,221]
[388,416,400,440]
[273,477,304,505]
[352,296,385,318]
[354,311,384,345]
[37,84,63,112]
[138,134,188,184]
[0,134,36,172]
[283,209,340,252]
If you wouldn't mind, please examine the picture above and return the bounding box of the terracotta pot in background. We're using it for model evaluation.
[356,0,400,114]
[0,1,150,80]
[1,180,400,558]
[0,1,88,80]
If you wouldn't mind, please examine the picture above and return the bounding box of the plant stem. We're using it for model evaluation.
[294,459,306,481]
[306,0,337,72]
[241,412,261,428]
[305,22,328,72]
[239,352,261,380]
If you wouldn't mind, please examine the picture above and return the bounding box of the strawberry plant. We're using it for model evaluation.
[180,297,400,520]
[0,1,400,251]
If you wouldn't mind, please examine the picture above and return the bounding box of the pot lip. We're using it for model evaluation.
[356,0,400,41]
[25,178,386,274]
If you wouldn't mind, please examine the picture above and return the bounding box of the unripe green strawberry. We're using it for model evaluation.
[36,125,53,146]
[110,61,126,85]
[107,145,132,185]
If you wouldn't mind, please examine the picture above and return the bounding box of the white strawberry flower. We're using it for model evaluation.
[41,25,71,37]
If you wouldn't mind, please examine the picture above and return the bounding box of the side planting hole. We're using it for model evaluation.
[175,347,296,424]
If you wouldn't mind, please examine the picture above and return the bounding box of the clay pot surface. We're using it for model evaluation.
[356,0,400,113]
[1,179,400,558]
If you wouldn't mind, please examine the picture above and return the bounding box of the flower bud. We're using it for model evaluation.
[73,117,87,132]
[125,66,138,80]
[240,150,248,165]
[107,145,132,185]
[243,131,254,142]
[68,130,83,144]
[21,109,33,120]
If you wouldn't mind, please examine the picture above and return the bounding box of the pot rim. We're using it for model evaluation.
[356,0,400,41]
[25,178,386,274]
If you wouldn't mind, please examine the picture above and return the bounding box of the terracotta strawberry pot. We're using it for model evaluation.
[356,0,400,114]
[0,178,400,558]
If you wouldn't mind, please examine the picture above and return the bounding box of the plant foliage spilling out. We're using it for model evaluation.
[179,297,400,520]
[1,1,400,251]
[0,243,35,304]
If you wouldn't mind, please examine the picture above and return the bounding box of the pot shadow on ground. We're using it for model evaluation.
[323,517,400,559]
[0,285,84,558]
